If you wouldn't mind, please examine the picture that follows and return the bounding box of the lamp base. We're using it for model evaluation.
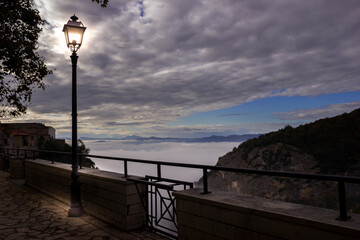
[68,179,84,217]
[68,205,84,217]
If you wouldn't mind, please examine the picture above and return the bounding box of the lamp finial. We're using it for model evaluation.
[70,15,78,22]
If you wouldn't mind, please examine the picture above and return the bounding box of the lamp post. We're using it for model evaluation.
[63,15,86,217]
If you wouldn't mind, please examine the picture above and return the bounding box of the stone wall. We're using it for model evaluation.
[174,189,360,240]
[9,157,25,179]
[25,159,145,231]
[0,154,7,170]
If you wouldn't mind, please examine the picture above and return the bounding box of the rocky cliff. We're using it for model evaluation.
[204,108,360,212]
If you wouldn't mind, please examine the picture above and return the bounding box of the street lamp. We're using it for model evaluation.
[63,15,86,217]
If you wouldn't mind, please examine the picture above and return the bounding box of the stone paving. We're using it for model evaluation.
[0,171,169,240]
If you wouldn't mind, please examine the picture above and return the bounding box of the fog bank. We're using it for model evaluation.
[84,140,238,182]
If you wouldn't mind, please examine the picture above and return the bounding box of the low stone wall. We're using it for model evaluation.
[25,159,145,231]
[9,157,25,179]
[174,189,360,240]
[0,155,7,170]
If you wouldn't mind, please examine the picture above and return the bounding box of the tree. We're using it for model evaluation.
[0,0,52,117]
[39,139,96,168]
[0,0,108,118]
[92,0,109,7]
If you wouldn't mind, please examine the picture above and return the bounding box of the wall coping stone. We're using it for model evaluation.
[26,159,131,184]
[174,188,360,237]
[25,159,146,231]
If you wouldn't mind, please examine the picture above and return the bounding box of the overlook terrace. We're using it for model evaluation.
[1,147,360,240]
[0,170,168,240]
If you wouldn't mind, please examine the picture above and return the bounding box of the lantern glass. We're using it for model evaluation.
[63,15,86,52]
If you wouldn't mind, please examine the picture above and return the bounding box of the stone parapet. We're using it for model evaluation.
[174,189,360,240]
[0,155,7,170]
[9,157,25,179]
[25,159,145,231]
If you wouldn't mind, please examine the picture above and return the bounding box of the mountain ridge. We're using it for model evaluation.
[77,134,261,143]
[203,108,360,212]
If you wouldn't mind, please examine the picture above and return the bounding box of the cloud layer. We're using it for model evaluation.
[274,101,360,120]
[5,0,360,137]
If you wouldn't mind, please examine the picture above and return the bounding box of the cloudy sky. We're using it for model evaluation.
[3,0,360,138]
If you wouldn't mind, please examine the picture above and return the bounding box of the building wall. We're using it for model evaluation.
[0,123,55,149]
[48,127,55,139]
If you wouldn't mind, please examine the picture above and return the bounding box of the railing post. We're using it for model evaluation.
[124,160,128,177]
[5,155,9,170]
[33,150,36,160]
[157,163,161,179]
[79,155,82,169]
[17,149,19,156]
[24,150,27,159]
[201,168,210,194]
[336,181,351,221]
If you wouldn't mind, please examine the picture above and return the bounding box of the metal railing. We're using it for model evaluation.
[1,146,360,222]
[0,152,10,170]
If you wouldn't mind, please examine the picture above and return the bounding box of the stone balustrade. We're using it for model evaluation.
[25,159,145,231]
[6,157,360,239]
[174,189,360,240]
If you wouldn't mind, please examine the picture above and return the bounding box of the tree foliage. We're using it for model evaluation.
[0,0,52,117]
[39,139,96,168]
[0,0,108,118]
[91,0,109,7]
[237,108,360,173]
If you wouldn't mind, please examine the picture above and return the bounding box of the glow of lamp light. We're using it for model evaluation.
[69,33,81,44]
[63,15,86,52]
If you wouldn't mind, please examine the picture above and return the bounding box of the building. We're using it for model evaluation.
[0,123,55,149]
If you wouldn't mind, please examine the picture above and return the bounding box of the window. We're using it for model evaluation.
[23,136,28,146]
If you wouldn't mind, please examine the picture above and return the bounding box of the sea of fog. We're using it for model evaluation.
[83,140,239,183]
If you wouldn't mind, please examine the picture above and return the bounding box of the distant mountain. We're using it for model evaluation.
[202,108,360,212]
[196,134,260,143]
[79,134,260,143]
[77,137,115,141]
[121,135,143,140]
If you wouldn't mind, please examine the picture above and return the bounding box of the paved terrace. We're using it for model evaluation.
[0,170,168,240]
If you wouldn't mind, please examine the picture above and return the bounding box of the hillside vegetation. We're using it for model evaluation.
[237,108,360,174]
[205,108,360,212]
[38,139,96,169]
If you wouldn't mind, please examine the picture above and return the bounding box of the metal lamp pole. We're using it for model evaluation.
[69,50,83,217]
[63,15,86,217]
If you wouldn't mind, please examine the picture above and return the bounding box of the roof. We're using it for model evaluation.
[11,131,29,136]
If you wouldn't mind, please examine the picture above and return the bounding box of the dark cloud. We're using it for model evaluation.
[105,121,160,126]
[13,0,360,136]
